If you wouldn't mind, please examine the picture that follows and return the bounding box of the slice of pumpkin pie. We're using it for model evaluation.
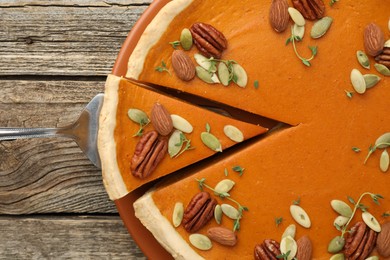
[98,75,267,200]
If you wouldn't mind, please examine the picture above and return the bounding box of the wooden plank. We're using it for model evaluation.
[0,80,118,214]
[0,215,145,259]
[0,2,149,75]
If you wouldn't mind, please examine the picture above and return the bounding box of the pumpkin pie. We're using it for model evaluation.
[120,0,390,259]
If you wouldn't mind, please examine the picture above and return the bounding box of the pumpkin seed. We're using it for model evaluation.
[194,53,217,73]
[201,132,222,152]
[288,7,305,26]
[233,63,248,88]
[293,23,305,39]
[221,204,239,219]
[218,62,230,86]
[189,234,212,250]
[290,205,311,228]
[172,202,184,227]
[127,108,149,125]
[362,211,381,232]
[223,125,244,143]
[196,66,215,84]
[214,179,235,195]
[171,114,193,133]
[282,224,296,239]
[180,28,192,51]
[280,236,298,260]
[350,69,366,94]
[211,73,220,83]
[380,149,389,172]
[311,16,333,39]
[168,130,183,158]
[363,74,381,88]
[365,256,379,260]
[327,236,345,253]
[375,132,390,148]
[214,204,222,224]
[330,253,345,260]
[330,200,353,218]
[333,215,349,227]
[356,51,370,69]
[374,63,390,76]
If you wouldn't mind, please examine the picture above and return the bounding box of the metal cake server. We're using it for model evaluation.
[0,94,104,168]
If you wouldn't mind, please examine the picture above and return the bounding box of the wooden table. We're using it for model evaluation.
[0,1,151,258]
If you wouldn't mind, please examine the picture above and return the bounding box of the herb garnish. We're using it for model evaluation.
[292,196,301,206]
[352,147,361,153]
[208,58,239,84]
[275,217,283,227]
[329,0,339,6]
[133,118,149,137]
[344,90,354,99]
[254,80,259,89]
[155,61,171,75]
[382,211,390,218]
[169,41,181,49]
[364,142,390,164]
[232,166,245,176]
[196,178,248,231]
[276,250,291,260]
[286,26,318,67]
[174,132,195,158]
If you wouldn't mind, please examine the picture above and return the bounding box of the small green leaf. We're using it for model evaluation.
[344,90,354,99]
[254,80,259,89]
[232,166,245,176]
[292,196,301,206]
[285,37,292,45]
[224,168,228,176]
[169,41,181,49]
[275,217,283,227]
[347,196,356,205]
[352,147,361,153]
[309,46,318,56]
[302,59,311,67]
[205,123,211,133]
[382,212,390,218]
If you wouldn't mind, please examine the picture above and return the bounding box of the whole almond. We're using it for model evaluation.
[269,0,290,33]
[207,226,237,246]
[377,221,390,257]
[364,23,385,57]
[151,103,173,136]
[296,236,313,260]
[171,50,195,81]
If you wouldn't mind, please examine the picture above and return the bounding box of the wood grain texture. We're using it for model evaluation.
[0,3,148,76]
[0,215,145,259]
[0,80,116,214]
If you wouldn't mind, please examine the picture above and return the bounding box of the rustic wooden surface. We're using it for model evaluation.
[0,1,153,259]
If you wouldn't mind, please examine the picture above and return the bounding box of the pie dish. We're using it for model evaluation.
[99,0,390,259]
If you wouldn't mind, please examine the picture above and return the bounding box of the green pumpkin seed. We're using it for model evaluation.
[327,236,345,253]
[330,200,353,218]
[374,63,390,76]
[218,62,230,86]
[196,66,215,84]
[180,28,192,51]
[362,211,381,232]
[201,132,222,152]
[194,53,217,73]
[365,256,379,260]
[363,74,381,88]
[168,130,183,158]
[214,179,235,195]
[128,108,149,125]
[375,132,390,148]
[380,149,389,172]
[330,253,345,260]
[293,23,305,39]
[223,125,244,143]
[172,202,184,227]
[290,205,311,228]
[288,7,305,26]
[171,114,193,133]
[233,63,248,88]
[221,204,239,219]
[214,204,222,224]
[189,234,212,250]
[333,215,349,227]
[350,69,366,94]
[356,51,370,69]
[282,224,296,239]
[280,236,298,260]
[311,16,333,39]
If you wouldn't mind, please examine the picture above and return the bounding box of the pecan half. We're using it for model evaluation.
[254,239,281,260]
[344,221,377,260]
[375,47,390,69]
[190,23,227,59]
[182,192,217,233]
[130,130,167,179]
[292,0,325,20]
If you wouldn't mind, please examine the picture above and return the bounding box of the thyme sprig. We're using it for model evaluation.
[155,61,171,75]
[286,26,318,67]
[339,192,383,237]
[364,142,390,164]
[196,178,248,231]
[208,58,239,84]
[275,217,283,227]
[169,41,181,49]
[174,132,195,158]
[133,118,149,137]
[276,250,291,260]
